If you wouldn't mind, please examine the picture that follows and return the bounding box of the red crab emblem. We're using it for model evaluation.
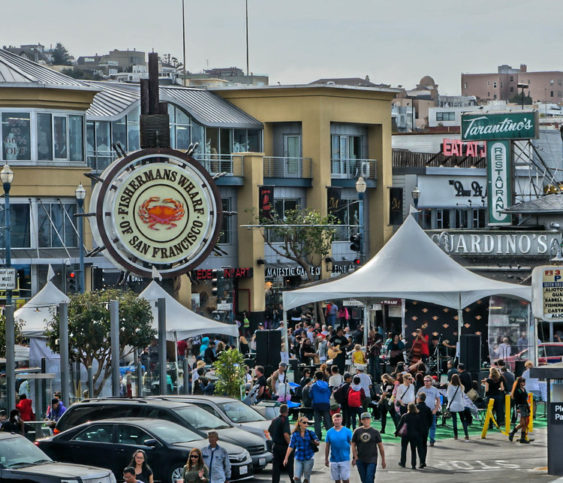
[138,197,185,230]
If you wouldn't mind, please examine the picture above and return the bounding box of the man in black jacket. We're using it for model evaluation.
[458,363,473,393]
[268,404,293,483]
[333,373,353,427]
[416,393,433,469]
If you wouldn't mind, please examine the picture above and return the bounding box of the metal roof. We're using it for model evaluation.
[504,194,563,214]
[0,48,94,89]
[85,81,262,129]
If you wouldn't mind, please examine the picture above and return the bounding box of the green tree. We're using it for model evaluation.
[0,315,23,358]
[509,94,533,105]
[52,42,72,65]
[45,289,155,396]
[260,208,338,282]
[212,349,246,399]
[61,67,103,80]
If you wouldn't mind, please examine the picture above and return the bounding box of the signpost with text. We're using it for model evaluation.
[461,111,538,227]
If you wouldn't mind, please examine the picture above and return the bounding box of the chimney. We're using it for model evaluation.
[520,64,527,73]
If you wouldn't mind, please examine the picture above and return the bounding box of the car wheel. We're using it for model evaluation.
[169,464,184,483]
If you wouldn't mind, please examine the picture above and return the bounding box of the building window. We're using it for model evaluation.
[456,209,468,228]
[463,82,467,89]
[436,112,455,121]
[127,107,140,150]
[38,202,78,248]
[329,199,359,241]
[2,112,31,160]
[0,203,31,248]
[168,104,191,150]
[53,116,67,159]
[436,209,450,229]
[551,91,554,97]
[510,87,514,93]
[37,113,52,160]
[218,198,232,244]
[331,134,364,176]
[472,208,486,228]
[268,198,301,242]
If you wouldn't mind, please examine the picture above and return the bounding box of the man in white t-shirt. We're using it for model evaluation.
[416,376,441,446]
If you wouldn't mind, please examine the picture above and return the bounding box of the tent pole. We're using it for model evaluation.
[283,310,289,361]
[174,331,179,395]
[363,301,369,348]
[457,293,463,361]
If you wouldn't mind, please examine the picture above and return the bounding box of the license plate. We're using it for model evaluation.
[259,457,266,466]
[239,465,248,475]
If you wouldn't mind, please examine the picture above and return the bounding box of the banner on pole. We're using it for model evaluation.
[487,140,512,226]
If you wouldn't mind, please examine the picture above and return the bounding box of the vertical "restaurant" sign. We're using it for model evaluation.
[487,140,511,225]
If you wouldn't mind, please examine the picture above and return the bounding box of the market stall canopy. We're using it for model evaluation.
[283,212,532,311]
[15,281,70,336]
[139,281,239,340]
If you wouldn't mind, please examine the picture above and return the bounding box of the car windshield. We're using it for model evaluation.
[150,421,201,444]
[0,436,52,468]
[220,401,266,423]
[174,406,230,430]
[546,346,563,357]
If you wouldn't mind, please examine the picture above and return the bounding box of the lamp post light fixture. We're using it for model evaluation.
[355,176,367,263]
[75,183,86,293]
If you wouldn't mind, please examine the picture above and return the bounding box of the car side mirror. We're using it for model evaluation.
[143,439,159,447]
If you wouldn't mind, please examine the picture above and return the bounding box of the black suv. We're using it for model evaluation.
[55,398,271,470]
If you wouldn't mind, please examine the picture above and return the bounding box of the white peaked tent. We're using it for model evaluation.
[15,281,70,336]
[139,281,239,341]
[282,212,532,350]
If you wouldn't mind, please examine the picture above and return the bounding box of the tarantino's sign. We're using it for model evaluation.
[487,140,512,225]
[461,111,538,141]
[91,148,222,278]
[428,230,561,257]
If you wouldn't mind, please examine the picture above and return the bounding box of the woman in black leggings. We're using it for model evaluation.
[379,373,398,433]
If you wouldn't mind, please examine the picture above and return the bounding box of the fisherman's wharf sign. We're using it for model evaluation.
[90,148,222,278]
[461,111,538,141]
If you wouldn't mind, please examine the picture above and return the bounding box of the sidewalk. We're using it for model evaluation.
[251,427,555,482]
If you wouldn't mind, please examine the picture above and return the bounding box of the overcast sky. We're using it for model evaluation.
[3,0,561,95]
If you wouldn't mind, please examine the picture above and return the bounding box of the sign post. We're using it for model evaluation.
[0,268,16,290]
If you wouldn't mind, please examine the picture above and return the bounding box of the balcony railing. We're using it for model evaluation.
[87,151,244,177]
[194,154,243,177]
[263,156,312,179]
[331,158,377,179]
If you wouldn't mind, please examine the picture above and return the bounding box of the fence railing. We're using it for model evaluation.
[263,156,312,178]
[331,158,377,179]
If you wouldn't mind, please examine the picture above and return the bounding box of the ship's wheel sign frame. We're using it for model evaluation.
[91,148,222,278]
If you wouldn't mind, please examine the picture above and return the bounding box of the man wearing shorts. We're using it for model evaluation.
[325,413,353,483]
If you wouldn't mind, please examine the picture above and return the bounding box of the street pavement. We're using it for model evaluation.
[250,427,557,482]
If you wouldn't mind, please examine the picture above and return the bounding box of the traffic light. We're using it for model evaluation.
[211,271,219,296]
[353,258,361,266]
[67,271,77,293]
[350,233,361,252]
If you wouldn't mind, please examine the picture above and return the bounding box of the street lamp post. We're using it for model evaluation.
[2,163,15,411]
[75,184,86,293]
[2,164,14,305]
[412,185,420,223]
[355,176,367,263]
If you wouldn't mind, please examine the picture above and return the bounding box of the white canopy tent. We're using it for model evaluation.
[138,281,239,341]
[282,212,532,350]
[15,281,70,336]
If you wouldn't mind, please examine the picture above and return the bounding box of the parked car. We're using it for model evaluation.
[38,418,252,482]
[55,398,271,470]
[505,342,563,372]
[150,395,273,451]
[0,431,116,483]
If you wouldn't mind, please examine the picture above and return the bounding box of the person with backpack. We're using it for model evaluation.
[347,376,366,430]
[310,370,333,439]
[333,373,353,428]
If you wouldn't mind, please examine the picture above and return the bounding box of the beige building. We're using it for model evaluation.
[462,64,563,104]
